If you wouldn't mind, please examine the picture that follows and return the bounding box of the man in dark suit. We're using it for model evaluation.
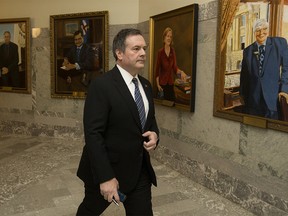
[0,31,20,87]
[240,19,288,120]
[59,30,94,92]
[76,28,159,215]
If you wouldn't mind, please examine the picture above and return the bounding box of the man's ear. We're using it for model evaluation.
[115,49,123,61]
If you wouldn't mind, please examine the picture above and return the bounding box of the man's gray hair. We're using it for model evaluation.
[253,19,269,33]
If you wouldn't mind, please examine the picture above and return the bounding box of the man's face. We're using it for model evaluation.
[74,33,83,47]
[4,32,11,44]
[116,35,147,75]
[255,25,269,45]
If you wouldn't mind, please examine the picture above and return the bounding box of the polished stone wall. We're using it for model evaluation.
[0,1,288,216]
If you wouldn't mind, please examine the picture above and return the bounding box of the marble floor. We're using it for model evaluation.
[0,133,256,216]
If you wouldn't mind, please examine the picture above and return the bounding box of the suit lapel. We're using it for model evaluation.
[262,37,272,73]
[139,76,153,128]
[72,46,77,60]
[249,43,259,76]
[111,67,143,131]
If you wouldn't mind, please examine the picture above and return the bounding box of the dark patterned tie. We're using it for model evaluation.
[132,78,146,130]
[76,48,81,62]
[259,45,265,75]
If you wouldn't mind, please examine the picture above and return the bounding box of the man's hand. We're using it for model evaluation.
[62,58,76,71]
[2,67,8,75]
[66,76,71,84]
[62,58,69,67]
[65,63,76,70]
[100,178,119,203]
[142,131,158,151]
[279,92,288,104]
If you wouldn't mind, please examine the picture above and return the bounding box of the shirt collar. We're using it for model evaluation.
[77,44,83,50]
[256,41,266,47]
[116,64,140,85]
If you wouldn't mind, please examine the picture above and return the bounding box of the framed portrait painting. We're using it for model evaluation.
[214,0,288,132]
[149,4,199,112]
[50,11,109,99]
[0,18,31,94]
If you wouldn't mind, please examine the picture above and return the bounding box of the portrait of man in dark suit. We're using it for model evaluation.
[0,31,20,87]
[76,28,159,215]
[240,19,288,120]
[58,30,94,92]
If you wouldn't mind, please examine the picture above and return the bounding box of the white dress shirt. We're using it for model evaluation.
[117,65,149,118]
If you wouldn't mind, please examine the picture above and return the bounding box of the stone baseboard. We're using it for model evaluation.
[151,145,288,216]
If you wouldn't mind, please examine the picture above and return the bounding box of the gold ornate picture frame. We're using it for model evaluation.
[214,0,288,132]
[0,18,31,94]
[149,4,199,112]
[50,11,109,99]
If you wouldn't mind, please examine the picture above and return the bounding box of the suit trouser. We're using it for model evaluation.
[76,163,153,216]
[247,89,278,120]
[1,71,20,87]
[161,84,175,101]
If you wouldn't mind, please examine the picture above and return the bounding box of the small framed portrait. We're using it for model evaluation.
[0,18,31,93]
[149,4,199,112]
[50,11,109,99]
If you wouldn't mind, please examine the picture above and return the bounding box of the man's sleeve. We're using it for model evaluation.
[83,78,115,184]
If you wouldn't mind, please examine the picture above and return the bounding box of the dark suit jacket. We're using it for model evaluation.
[58,43,95,90]
[0,42,19,86]
[65,43,94,71]
[77,65,159,193]
[240,37,288,113]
